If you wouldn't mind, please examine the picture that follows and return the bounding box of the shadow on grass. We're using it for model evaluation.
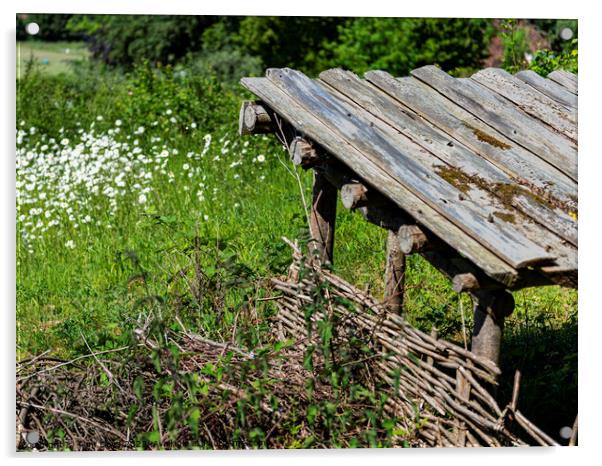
[498,315,577,445]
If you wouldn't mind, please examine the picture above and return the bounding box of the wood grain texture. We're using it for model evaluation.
[365,71,577,209]
[321,68,577,247]
[515,70,577,110]
[409,65,577,181]
[309,171,337,264]
[471,68,576,142]
[239,75,520,284]
[384,229,405,314]
[547,70,578,94]
[264,68,555,269]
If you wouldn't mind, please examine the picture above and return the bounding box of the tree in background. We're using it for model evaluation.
[17,14,577,79]
[17,13,80,41]
[66,15,219,67]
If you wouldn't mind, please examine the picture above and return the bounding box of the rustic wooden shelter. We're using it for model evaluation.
[238,65,577,369]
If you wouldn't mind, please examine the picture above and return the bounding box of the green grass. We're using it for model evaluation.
[15,55,577,441]
[17,41,89,77]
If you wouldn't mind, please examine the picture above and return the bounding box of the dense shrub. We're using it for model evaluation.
[66,15,219,67]
[318,18,494,76]
[529,39,578,76]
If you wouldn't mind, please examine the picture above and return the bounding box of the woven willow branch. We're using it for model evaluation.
[271,238,559,447]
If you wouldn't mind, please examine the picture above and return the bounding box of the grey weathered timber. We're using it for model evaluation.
[239,76,519,284]
[289,136,320,168]
[409,65,577,181]
[313,71,577,272]
[263,68,555,269]
[452,273,480,293]
[547,70,578,94]
[515,70,577,110]
[321,68,577,246]
[384,230,405,314]
[309,171,337,264]
[398,224,429,254]
[365,71,577,209]
[319,158,569,290]
[238,101,274,135]
[471,68,577,142]
[340,182,387,209]
[470,290,515,367]
[340,183,368,209]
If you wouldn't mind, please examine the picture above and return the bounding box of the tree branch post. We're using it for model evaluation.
[309,171,337,264]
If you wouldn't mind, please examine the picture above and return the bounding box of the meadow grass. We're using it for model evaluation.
[15,57,577,438]
[17,41,89,78]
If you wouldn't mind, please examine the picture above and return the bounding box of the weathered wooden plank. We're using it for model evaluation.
[239,76,520,284]
[471,68,577,142]
[409,65,577,181]
[263,68,556,269]
[547,70,578,94]
[515,70,577,110]
[365,71,577,208]
[320,68,577,247]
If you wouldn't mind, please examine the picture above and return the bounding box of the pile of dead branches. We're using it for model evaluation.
[271,239,563,447]
[16,322,339,451]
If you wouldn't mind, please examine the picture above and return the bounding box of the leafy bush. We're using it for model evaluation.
[66,15,219,67]
[319,18,494,76]
[529,39,578,76]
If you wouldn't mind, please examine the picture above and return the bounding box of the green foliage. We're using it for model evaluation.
[233,16,344,75]
[67,15,218,67]
[320,18,494,76]
[529,39,578,76]
[118,61,240,136]
[500,19,530,74]
[16,61,126,135]
[17,14,80,41]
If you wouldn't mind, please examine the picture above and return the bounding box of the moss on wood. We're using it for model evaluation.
[463,123,511,150]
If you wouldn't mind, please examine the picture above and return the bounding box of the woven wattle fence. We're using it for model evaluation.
[271,239,559,447]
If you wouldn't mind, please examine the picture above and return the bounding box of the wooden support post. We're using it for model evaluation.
[470,290,515,367]
[384,229,406,314]
[309,171,337,264]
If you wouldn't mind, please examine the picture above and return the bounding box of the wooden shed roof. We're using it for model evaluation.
[240,66,577,288]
